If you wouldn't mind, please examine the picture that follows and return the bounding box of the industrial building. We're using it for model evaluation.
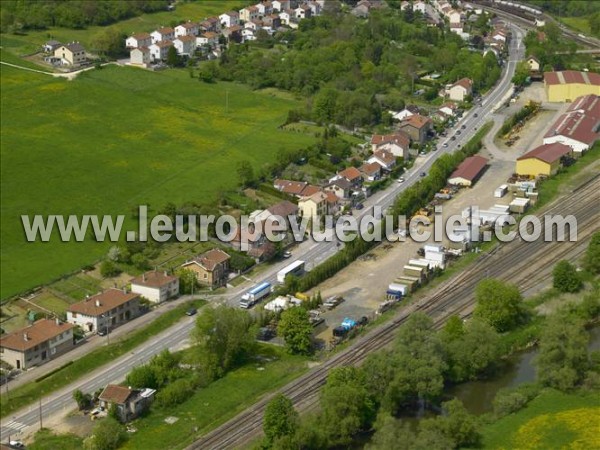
[448,155,489,187]
[544,71,600,102]
[515,142,572,177]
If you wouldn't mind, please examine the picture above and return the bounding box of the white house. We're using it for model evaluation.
[149,41,173,61]
[240,5,260,22]
[151,27,175,43]
[368,149,397,171]
[54,42,86,66]
[197,32,219,47]
[390,108,414,121]
[219,11,240,28]
[130,47,151,67]
[242,28,257,42]
[130,271,179,303]
[450,22,464,34]
[527,55,541,71]
[447,10,461,24]
[173,35,196,55]
[413,0,427,14]
[279,10,292,25]
[272,0,290,12]
[439,102,458,117]
[295,5,311,19]
[447,78,473,102]
[371,133,410,159]
[126,33,152,49]
[306,1,322,16]
[175,22,199,38]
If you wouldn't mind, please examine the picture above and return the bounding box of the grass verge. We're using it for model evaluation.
[0,299,205,418]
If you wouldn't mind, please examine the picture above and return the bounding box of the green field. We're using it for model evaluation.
[481,389,600,449]
[0,63,315,300]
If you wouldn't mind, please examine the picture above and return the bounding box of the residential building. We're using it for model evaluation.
[54,42,86,66]
[390,105,420,121]
[371,132,410,159]
[175,22,199,37]
[149,41,173,61]
[273,179,320,198]
[130,270,179,303]
[199,17,219,32]
[267,200,298,219]
[324,178,352,199]
[450,22,464,35]
[181,248,231,288]
[130,47,151,67]
[544,71,600,102]
[368,149,396,171]
[527,55,540,72]
[151,27,175,43]
[126,33,152,49]
[515,143,572,177]
[298,191,328,223]
[295,5,312,19]
[219,11,240,28]
[0,319,75,370]
[398,114,433,144]
[447,77,473,102]
[447,9,461,24]
[43,40,62,52]
[67,289,142,334]
[223,25,243,43]
[272,0,290,12]
[279,10,293,25]
[242,28,257,42]
[256,2,273,16]
[306,1,322,16]
[262,14,282,28]
[325,191,340,215]
[448,155,488,186]
[99,385,155,423]
[359,162,382,182]
[439,102,458,117]
[336,166,363,188]
[197,32,220,47]
[240,5,261,22]
[173,35,196,56]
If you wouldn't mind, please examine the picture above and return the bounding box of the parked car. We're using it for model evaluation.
[461,124,466,129]
[474,113,478,117]
[355,203,364,210]
[420,172,426,177]
[443,142,449,147]
[283,251,292,258]
[185,308,197,316]
[97,329,107,336]
[397,177,405,183]
[323,296,344,310]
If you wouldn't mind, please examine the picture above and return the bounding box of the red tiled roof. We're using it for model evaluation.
[567,94,600,120]
[371,132,410,148]
[156,27,174,34]
[338,166,362,181]
[452,77,473,91]
[325,191,339,204]
[274,179,307,195]
[99,385,133,404]
[544,111,600,145]
[176,35,197,42]
[403,114,432,129]
[544,71,600,86]
[131,32,151,40]
[372,149,396,165]
[449,155,488,181]
[185,248,230,272]
[130,270,177,289]
[517,143,572,164]
[69,289,140,317]
[267,200,298,217]
[360,162,381,175]
[0,319,74,352]
[301,185,322,197]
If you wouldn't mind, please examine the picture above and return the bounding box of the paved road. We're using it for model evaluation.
[0,24,526,444]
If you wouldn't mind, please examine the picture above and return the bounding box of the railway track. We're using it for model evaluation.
[190,176,600,449]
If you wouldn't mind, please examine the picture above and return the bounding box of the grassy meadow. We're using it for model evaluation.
[0,62,315,299]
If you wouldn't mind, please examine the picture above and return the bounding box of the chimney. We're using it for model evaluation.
[143,273,146,282]
[164,271,168,277]
[23,332,29,341]
[55,317,60,326]
[95,300,101,307]
[122,287,127,294]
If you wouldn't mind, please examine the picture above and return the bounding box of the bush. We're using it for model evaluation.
[155,378,195,408]
[492,383,540,418]
[100,260,121,278]
[552,260,582,293]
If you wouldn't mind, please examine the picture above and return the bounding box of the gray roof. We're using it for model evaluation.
[66,42,85,52]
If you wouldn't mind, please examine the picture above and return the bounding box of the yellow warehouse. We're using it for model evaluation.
[516,143,572,177]
[544,71,600,102]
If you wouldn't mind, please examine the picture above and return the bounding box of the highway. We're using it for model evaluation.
[0,23,525,444]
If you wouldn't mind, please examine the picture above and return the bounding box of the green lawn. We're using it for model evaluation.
[0,299,206,417]
[121,345,309,450]
[481,389,600,449]
[0,63,315,300]
[28,428,83,450]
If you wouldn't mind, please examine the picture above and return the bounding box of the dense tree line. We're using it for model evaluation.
[0,0,169,32]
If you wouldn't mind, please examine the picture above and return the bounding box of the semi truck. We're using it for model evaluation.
[239,282,272,309]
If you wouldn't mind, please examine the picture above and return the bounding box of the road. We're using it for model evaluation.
[0,24,525,444]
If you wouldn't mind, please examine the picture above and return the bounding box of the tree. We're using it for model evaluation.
[320,367,376,446]
[278,307,313,355]
[512,60,530,86]
[263,394,299,444]
[535,311,590,390]
[583,232,600,274]
[236,160,255,188]
[73,389,91,410]
[83,418,126,450]
[131,253,150,271]
[107,246,121,262]
[366,413,415,450]
[473,279,525,332]
[100,260,121,278]
[125,364,159,390]
[90,27,124,58]
[193,305,256,379]
[414,399,479,449]
[552,260,583,293]
[177,268,198,295]
[155,377,195,407]
[166,45,179,67]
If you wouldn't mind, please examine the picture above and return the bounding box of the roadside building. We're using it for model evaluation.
[544,71,600,102]
[130,270,179,303]
[54,42,86,66]
[99,385,155,423]
[0,319,75,370]
[368,149,397,171]
[298,191,328,223]
[448,155,488,187]
[527,55,540,72]
[181,248,231,288]
[67,289,142,334]
[515,143,572,177]
[359,162,382,182]
[371,132,410,159]
[447,77,473,102]
[398,114,433,144]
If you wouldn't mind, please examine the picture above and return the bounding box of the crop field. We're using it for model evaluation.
[0,63,315,300]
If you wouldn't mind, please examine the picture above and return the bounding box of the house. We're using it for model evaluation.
[544,71,600,102]
[267,200,298,219]
[306,1,322,16]
[43,40,62,53]
[371,132,410,159]
[223,25,243,43]
[151,27,175,43]
[324,178,352,199]
[181,248,231,288]
[0,319,75,370]
[439,102,458,117]
[325,191,340,215]
[294,5,312,19]
[149,41,173,61]
[173,35,196,56]
[447,78,473,102]
[448,155,489,186]
[126,33,152,49]
[130,47,151,67]
[492,28,507,42]
[199,17,219,32]
[413,0,427,14]
[390,105,420,121]
[336,166,363,188]
[219,11,240,28]
[298,191,328,223]
[542,110,599,153]
[447,9,461,24]
[527,55,540,72]
[274,179,308,197]
[398,114,433,144]
[279,10,293,25]
[368,149,396,171]
[130,271,179,303]
[272,0,290,12]
[54,42,86,66]
[359,162,382,182]
[99,385,155,423]
[197,32,219,47]
[262,14,282,28]
[240,5,261,22]
[256,2,273,16]
[242,28,257,42]
[515,143,572,177]
[175,22,199,37]
[67,289,142,334]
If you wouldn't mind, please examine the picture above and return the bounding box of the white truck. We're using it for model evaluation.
[239,282,272,309]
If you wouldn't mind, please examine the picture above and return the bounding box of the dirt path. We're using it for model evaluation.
[0,60,117,80]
